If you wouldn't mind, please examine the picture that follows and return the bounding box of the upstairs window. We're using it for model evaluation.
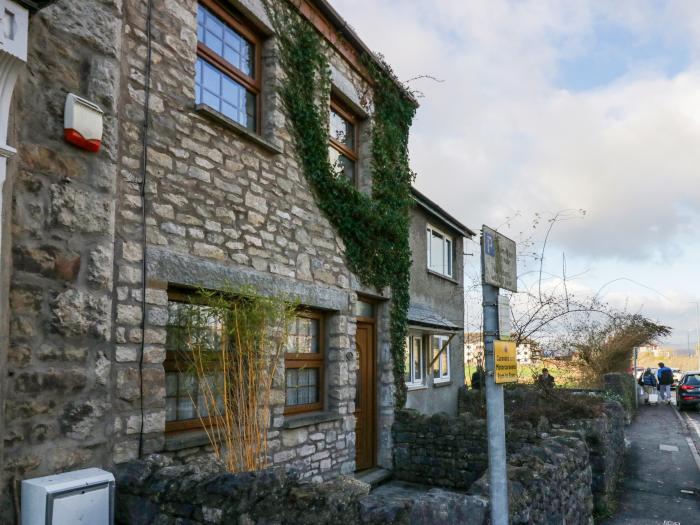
[404,335,425,387]
[427,225,453,278]
[432,335,451,383]
[285,311,324,414]
[328,99,358,184]
[195,1,260,131]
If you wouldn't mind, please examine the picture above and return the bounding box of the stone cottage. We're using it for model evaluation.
[0,0,470,519]
[405,188,473,415]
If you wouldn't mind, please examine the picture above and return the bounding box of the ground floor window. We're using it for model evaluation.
[404,334,425,387]
[165,291,224,432]
[284,310,324,414]
[432,334,451,383]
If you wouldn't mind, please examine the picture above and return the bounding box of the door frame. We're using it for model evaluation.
[355,296,377,471]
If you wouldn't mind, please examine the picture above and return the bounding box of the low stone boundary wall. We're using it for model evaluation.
[469,436,593,525]
[603,373,637,421]
[396,386,626,523]
[554,401,625,514]
[115,454,369,525]
[392,410,489,489]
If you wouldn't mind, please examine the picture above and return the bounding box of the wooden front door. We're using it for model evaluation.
[355,320,375,471]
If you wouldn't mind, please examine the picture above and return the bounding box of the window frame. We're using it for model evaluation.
[284,309,325,415]
[432,334,451,383]
[164,289,223,433]
[328,97,359,184]
[196,0,263,133]
[426,224,454,278]
[405,334,426,388]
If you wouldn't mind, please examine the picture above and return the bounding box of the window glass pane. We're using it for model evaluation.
[166,398,177,422]
[287,317,320,353]
[355,300,374,318]
[198,4,255,78]
[166,373,178,396]
[445,239,453,276]
[329,108,355,150]
[413,339,422,381]
[432,336,450,379]
[197,5,205,41]
[432,337,440,376]
[440,349,448,376]
[285,368,319,406]
[195,57,256,130]
[245,90,256,131]
[166,298,225,423]
[429,230,444,273]
[329,146,355,184]
[205,31,223,55]
[404,337,411,382]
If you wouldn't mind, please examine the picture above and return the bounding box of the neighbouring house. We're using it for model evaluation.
[405,189,474,415]
[0,0,483,520]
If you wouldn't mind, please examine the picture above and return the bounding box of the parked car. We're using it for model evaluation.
[676,372,700,411]
[672,368,682,389]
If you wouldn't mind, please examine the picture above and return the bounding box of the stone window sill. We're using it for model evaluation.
[282,411,343,429]
[163,429,215,451]
[432,379,452,388]
[427,269,460,285]
[406,384,428,392]
[195,103,283,155]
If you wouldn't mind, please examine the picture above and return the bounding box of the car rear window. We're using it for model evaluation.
[685,375,700,386]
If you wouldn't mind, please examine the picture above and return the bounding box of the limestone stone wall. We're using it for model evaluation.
[1,0,398,518]
[0,1,123,520]
[109,0,380,479]
[458,386,627,513]
[554,401,626,514]
[469,436,594,525]
[392,409,490,489]
[394,397,626,525]
[115,454,370,525]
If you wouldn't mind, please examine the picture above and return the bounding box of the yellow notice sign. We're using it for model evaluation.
[494,340,517,384]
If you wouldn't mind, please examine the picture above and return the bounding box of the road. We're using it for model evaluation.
[601,395,700,525]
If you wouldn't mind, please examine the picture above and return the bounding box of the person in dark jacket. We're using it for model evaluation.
[657,362,674,404]
[536,368,555,389]
[638,368,658,404]
[471,365,485,390]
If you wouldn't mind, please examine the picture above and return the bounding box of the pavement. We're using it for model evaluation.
[602,395,700,525]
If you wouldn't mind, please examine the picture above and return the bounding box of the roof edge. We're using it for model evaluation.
[309,0,419,108]
[16,0,57,11]
[411,187,476,238]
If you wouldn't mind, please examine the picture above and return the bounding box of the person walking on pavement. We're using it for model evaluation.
[637,367,658,404]
[657,362,673,404]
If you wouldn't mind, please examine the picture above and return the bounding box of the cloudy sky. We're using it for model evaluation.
[333,0,700,349]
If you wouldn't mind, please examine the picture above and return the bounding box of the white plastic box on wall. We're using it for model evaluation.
[21,468,115,525]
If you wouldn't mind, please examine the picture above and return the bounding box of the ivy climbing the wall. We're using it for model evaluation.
[265,1,416,408]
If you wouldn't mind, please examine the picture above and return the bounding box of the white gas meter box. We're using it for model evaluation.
[64,93,104,153]
[21,468,115,525]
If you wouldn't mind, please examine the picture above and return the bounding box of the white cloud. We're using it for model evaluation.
[332,0,700,344]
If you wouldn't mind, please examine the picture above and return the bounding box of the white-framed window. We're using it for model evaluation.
[404,335,425,387]
[427,225,453,278]
[432,334,451,383]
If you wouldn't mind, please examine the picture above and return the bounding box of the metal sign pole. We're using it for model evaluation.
[482,237,509,525]
[633,347,638,410]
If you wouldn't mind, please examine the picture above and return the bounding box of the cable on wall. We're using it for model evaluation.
[137,0,154,459]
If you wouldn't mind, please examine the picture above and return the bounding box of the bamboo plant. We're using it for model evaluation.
[175,286,297,472]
